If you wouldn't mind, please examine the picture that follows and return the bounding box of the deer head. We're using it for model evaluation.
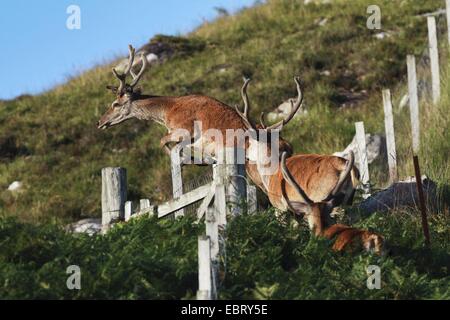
[235,76,303,164]
[97,45,148,130]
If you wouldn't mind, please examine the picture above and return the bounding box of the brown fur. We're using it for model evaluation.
[324,224,385,255]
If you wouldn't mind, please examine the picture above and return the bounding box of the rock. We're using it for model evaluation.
[356,176,438,216]
[114,35,206,73]
[373,32,391,39]
[266,99,307,123]
[334,133,386,168]
[319,70,331,76]
[66,218,102,236]
[7,181,22,192]
[315,18,328,26]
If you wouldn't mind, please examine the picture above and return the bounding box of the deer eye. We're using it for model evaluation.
[112,102,120,108]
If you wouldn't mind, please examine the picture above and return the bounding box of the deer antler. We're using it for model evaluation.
[264,76,304,130]
[109,45,147,94]
[129,52,148,88]
[235,77,257,131]
[329,151,354,197]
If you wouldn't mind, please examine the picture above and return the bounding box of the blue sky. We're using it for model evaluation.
[0,0,255,100]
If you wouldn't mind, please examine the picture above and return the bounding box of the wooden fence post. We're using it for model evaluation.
[247,185,258,214]
[225,146,247,217]
[124,201,133,222]
[213,150,227,226]
[407,55,420,154]
[427,16,441,104]
[205,207,219,300]
[197,235,212,300]
[101,167,127,232]
[382,89,398,184]
[170,145,184,218]
[355,122,370,198]
[140,198,151,213]
[446,0,450,46]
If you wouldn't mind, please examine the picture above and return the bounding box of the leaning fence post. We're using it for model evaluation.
[407,55,420,154]
[197,235,212,300]
[382,89,398,184]
[427,16,441,104]
[101,167,127,232]
[355,122,370,198]
[225,146,247,217]
[170,145,184,218]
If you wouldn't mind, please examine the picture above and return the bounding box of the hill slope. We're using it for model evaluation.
[0,0,448,223]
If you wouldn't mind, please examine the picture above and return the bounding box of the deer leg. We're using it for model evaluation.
[160,133,211,166]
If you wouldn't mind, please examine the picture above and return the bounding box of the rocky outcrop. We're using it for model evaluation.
[66,218,102,236]
[356,176,439,216]
[114,35,206,73]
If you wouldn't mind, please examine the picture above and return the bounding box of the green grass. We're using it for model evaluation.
[0,211,448,299]
[0,0,449,299]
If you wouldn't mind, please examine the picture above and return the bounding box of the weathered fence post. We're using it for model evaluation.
[170,145,184,218]
[101,167,127,232]
[197,235,212,300]
[427,16,441,104]
[140,198,151,211]
[225,146,247,217]
[124,201,133,222]
[407,55,420,154]
[213,150,227,226]
[382,89,398,184]
[446,0,450,46]
[355,122,370,198]
[205,207,219,300]
[247,185,258,214]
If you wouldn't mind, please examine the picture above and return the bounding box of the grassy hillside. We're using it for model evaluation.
[0,0,448,223]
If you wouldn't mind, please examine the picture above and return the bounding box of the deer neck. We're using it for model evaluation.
[130,96,172,126]
[248,139,279,192]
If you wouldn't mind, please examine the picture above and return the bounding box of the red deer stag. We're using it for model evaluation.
[97,45,293,164]
[236,77,360,209]
[235,79,383,254]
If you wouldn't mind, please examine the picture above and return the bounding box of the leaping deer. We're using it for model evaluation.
[97,45,293,164]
